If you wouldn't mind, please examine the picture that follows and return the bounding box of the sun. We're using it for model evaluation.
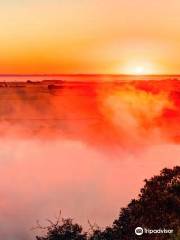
[133,66,146,75]
[119,61,155,75]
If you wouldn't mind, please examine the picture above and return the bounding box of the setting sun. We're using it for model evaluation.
[133,66,146,75]
[119,61,157,75]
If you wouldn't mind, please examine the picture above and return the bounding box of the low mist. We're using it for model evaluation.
[0,80,179,239]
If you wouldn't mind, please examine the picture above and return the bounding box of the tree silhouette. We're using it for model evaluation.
[35,166,180,240]
[91,166,180,240]
[35,217,87,240]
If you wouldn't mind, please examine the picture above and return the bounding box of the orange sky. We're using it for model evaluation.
[1,0,180,74]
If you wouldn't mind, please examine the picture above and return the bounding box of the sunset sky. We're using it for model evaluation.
[1,0,180,74]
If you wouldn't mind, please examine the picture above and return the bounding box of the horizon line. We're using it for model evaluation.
[0,73,180,77]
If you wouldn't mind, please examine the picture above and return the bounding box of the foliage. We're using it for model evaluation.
[100,166,180,240]
[35,217,87,240]
[35,166,180,240]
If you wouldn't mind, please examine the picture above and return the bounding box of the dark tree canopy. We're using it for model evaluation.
[36,218,87,240]
[35,166,180,240]
[91,166,180,240]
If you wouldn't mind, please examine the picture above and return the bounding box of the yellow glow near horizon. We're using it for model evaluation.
[133,66,146,75]
[119,61,158,75]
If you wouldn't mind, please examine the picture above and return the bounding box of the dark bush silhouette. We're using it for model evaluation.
[36,218,87,240]
[91,166,180,240]
[35,166,180,240]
